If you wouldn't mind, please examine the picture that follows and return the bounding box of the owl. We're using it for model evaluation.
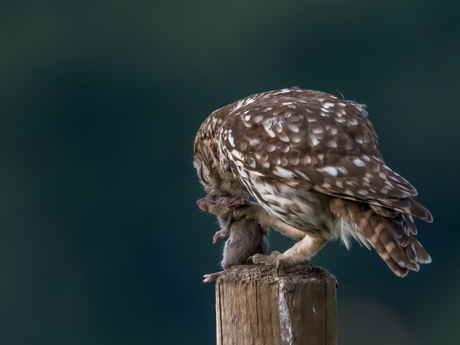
[194,87,432,277]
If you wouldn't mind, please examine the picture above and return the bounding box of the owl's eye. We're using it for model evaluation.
[210,202,216,206]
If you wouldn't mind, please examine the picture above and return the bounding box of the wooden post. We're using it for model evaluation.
[215,265,337,345]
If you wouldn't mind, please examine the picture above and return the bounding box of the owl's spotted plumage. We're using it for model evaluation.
[194,87,432,277]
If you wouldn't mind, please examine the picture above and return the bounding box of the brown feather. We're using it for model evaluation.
[330,198,430,277]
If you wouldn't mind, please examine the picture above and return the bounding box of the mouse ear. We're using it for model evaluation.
[227,197,244,209]
[197,198,209,212]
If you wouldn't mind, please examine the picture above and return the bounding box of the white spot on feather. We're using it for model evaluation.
[294,169,310,181]
[336,167,348,174]
[288,123,299,132]
[263,119,277,138]
[249,138,260,146]
[228,133,235,147]
[273,166,294,178]
[274,122,283,133]
[279,133,290,142]
[249,170,264,177]
[274,88,291,95]
[263,194,294,206]
[280,145,290,153]
[310,135,320,146]
[322,167,338,176]
[231,150,243,160]
[289,158,299,166]
[353,158,366,167]
[265,127,276,138]
[254,115,263,123]
[291,135,302,143]
[233,97,255,111]
[266,144,276,152]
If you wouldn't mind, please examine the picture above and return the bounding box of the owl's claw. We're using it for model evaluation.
[250,251,314,275]
[250,251,281,264]
[250,251,287,275]
[276,260,286,275]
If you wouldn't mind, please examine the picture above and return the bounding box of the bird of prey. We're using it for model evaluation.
[194,87,432,277]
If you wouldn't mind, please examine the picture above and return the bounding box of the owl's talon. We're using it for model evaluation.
[250,253,273,265]
[275,260,283,275]
[299,260,313,271]
[250,251,287,275]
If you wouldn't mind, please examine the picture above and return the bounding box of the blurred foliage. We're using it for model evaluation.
[0,1,459,344]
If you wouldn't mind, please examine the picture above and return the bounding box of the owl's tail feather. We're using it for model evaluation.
[374,197,433,223]
[331,199,431,277]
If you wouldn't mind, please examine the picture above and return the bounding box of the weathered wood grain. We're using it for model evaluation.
[215,265,337,345]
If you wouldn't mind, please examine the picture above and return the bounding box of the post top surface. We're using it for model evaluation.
[217,264,337,286]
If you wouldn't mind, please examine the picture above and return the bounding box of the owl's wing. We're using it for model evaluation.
[219,89,432,223]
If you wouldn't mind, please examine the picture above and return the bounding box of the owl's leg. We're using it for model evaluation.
[249,251,288,273]
[280,234,328,265]
[250,234,327,273]
[253,206,306,241]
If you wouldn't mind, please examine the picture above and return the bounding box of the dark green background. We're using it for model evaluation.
[1,1,459,344]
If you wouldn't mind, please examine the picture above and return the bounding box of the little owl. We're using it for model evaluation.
[194,87,432,277]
